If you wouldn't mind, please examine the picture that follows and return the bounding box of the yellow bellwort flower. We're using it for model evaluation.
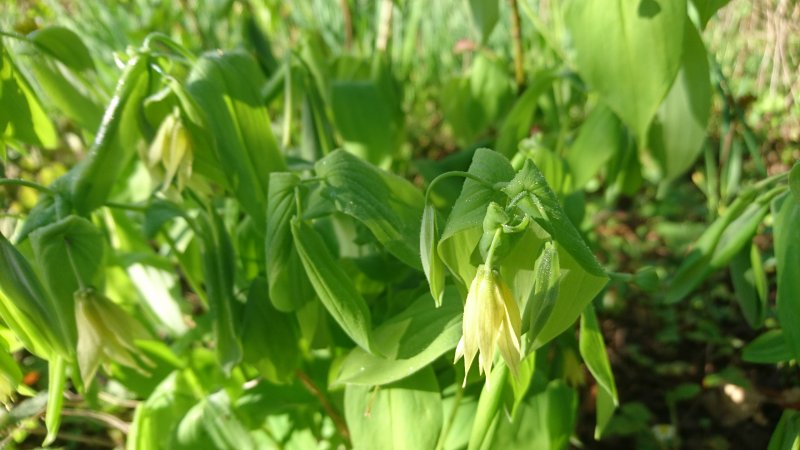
[454,264,522,387]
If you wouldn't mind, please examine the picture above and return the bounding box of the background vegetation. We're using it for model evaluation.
[0,0,798,449]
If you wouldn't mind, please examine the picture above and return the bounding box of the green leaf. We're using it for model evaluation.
[690,0,731,28]
[186,51,286,229]
[421,203,446,306]
[0,232,71,358]
[772,192,800,361]
[742,330,792,364]
[767,410,800,450]
[790,162,800,201]
[24,55,104,133]
[565,0,686,139]
[29,26,95,72]
[729,243,767,329]
[345,367,443,450]
[240,277,300,384]
[666,187,761,303]
[533,245,608,349]
[30,215,105,349]
[566,104,623,190]
[197,211,243,374]
[335,288,461,386]
[330,79,403,167]
[0,41,58,149]
[580,304,618,439]
[128,370,202,450]
[315,150,424,269]
[44,355,67,446]
[177,391,255,450]
[490,380,577,450]
[468,0,500,42]
[265,172,314,311]
[442,54,514,146]
[505,159,606,277]
[649,23,711,182]
[496,70,557,157]
[291,218,373,352]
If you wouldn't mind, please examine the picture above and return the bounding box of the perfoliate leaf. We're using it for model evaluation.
[345,367,443,450]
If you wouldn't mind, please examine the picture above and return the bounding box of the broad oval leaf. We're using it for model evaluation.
[345,367,443,450]
[566,104,623,190]
[565,0,686,139]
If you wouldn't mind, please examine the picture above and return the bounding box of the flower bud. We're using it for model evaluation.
[75,288,152,386]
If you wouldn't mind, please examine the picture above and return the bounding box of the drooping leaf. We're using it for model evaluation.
[345,367,443,450]
[580,304,618,438]
[291,218,373,352]
[315,150,424,269]
[420,203,446,306]
[0,40,58,149]
[523,242,560,344]
[565,0,686,139]
[729,243,767,329]
[0,232,71,358]
[335,288,461,386]
[468,0,500,42]
[176,391,255,450]
[649,23,711,182]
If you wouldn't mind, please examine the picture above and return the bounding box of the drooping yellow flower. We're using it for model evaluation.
[454,264,522,387]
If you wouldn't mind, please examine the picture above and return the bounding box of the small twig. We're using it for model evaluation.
[60,409,131,434]
[509,0,525,90]
[339,0,353,51]
[375,0,393,52]
[295,369,350,442]
[28,427,118,448]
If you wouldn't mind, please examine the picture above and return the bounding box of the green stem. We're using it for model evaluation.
[485,228,503,269]
[434,387,464,450]
[0,178,55,195]
[424,171,495,205]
